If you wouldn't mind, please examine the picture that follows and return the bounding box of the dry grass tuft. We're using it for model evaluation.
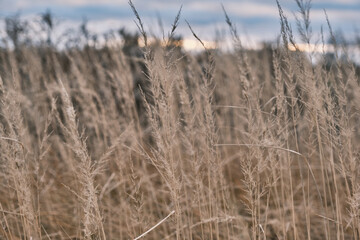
[0,1,359,239]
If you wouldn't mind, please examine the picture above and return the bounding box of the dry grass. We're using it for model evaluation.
[0,1,359,239]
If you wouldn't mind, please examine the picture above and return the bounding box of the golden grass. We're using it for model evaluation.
[0,1,359,239]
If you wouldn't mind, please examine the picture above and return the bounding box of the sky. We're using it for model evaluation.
[0,0,359,50]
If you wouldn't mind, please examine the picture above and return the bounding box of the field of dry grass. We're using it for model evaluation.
[0,1,359,239]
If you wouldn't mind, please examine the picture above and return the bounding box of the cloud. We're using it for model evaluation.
[87,18,136,33]
[14,0,128,8]
[315,0,360,5]
[310,9,360,23]
[224,2,286,18]
[0,0,358,47]
[187,1,288,18]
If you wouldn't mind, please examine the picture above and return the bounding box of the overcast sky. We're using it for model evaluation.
[0,0,359,48]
